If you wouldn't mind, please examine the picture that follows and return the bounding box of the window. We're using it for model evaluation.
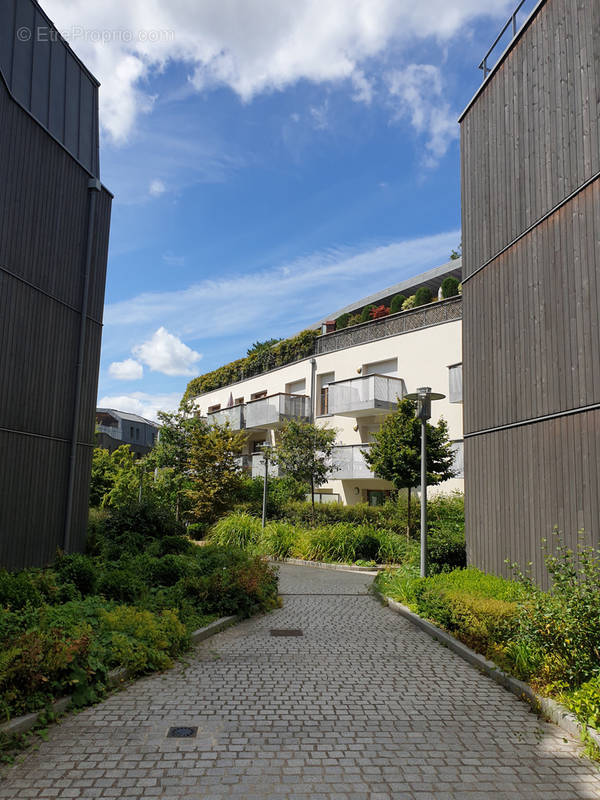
[363,358,398,377]
[234,397,244,405]
[317,372,335,415]
[130,426,134,439]
[251,390,267,401]
[135,427,140,441]
[451,440,464,478]
[448,363,462,403]
[286,379,306,396]
[252,440,266,452]
[207,404,221,413]
[367,490,391,506]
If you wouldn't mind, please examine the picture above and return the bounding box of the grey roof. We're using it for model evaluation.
[314,257,462,325]
[96,408,160,428]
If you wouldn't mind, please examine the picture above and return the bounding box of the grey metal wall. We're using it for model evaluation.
[0,38,111,568]
[0,0,100,176]
[460,0,600,584]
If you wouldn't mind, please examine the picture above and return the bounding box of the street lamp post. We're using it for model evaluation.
[405,387,445,578]
[260,444,272,529]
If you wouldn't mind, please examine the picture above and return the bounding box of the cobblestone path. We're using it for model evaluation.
[2,563,600,799]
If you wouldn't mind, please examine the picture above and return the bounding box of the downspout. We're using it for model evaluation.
[64,178,101,552]
[310,358,317,422]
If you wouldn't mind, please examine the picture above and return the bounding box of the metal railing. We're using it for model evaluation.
[208,404,245,430]
[245,393,310,429]
[479,0,529,79]
[327,375,406,417]
[331,444,374,480]
[316,297,461,355]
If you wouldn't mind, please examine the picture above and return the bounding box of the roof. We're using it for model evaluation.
[96,408,160,427]
[314,258,462,325]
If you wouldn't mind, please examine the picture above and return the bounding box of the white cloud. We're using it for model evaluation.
[104,229,461,342]
[309,101,329,131]
[132,327,202,376]
[108,358,144,380]
[43,0,513,142]
[98,392,181,421]
[387,64,459,166]
[149,179,167,197]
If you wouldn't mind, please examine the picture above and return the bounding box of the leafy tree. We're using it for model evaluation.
[89,445,141,509]
[184,423,247,523]
[273,420,338,514]
[363,397,456,538]
[450,242,462,260]
[246,338,281,357]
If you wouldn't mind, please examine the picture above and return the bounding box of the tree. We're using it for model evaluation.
[273,420,338,515]
[363,397,456,538]
[89,445,141,508]
[184,422,247,523]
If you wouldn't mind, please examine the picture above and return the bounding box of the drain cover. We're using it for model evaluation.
[270,629,303,637]
[167,726,198,738]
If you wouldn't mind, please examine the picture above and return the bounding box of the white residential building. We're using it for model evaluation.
[191,260,463,505]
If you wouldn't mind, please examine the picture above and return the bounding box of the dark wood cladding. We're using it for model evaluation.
[461,0,600,278]
[465,410,600,586]
[0,0,100,176]
[0,62,111,569]
[460,0,600,583]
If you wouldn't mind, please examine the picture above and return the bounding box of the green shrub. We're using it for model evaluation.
[390,294,407,314]
[441,276,460,298]
[88,503,187,561]
[259,521,298,558]
[347,313,362,327]
[414,286,433,307]
[55,553,97,596]
[336,313,351,330]
[360,305,375,323]
[0,570,44,610]
[564,676,600,730]
[97,568,144,603]
[149,555,188,587]
[209,512,262,551]
[401,295,416,310]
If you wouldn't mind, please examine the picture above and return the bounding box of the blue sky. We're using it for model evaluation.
[44,0,525,419]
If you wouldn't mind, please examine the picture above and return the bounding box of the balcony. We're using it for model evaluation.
[245,393,310,430]
[327,375,406,418]
[251,453,281,478]
[208,404,245,430]
[331,444,374,479]
[234,454,252,474]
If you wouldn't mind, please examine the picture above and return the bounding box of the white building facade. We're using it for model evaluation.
[191,262,463,505]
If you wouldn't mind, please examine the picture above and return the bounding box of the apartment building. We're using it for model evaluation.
[96,409,160,459]
[191,261,464,505]
[0,0,112,568]
[459,0,599,582]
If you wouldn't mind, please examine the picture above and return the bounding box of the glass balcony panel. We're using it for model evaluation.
[207,405,245,430]
[245,393,310,429]
[327,375,406,417]
[251,453,281,478]
[331,444,373,479]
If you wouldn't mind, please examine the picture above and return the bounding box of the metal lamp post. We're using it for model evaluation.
[405,387,445,578]
[260,444,272,529]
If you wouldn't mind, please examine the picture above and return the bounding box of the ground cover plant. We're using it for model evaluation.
[0,504,278,725]
[375,530,600,737]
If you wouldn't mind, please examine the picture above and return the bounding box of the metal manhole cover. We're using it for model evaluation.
[270,629,303,637]
[167,726,198,738]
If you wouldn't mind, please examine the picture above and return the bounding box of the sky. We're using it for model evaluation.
[42,0,526,420]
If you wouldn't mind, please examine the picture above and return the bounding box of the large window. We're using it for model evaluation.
[448,363,462,403]
[317,372,335,415]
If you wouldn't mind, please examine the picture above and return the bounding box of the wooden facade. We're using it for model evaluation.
[460,0,600,584]
[0,1,112,569]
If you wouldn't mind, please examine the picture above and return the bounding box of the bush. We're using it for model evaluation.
[441,276,460,298]
[88,503,188,561]
[336,313,351,330]
[564,676,600,731]
[370,305,389,319]
[401,295,416,310]
[55,553,97,596]
[259,521,298,558]
[209,512,262,551]
[390,294,406,314]
[360,305,375,323]
[427,493,466,573]
[414,286,433,307]
[0,570,44,610]
[97,567,145,604]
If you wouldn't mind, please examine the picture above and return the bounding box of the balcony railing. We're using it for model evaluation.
[208,405,245,430]
[245,393,310,429]
[251,453,281,478]
[96,423,119,438]
[316,296,461,355]
[234,454,252,474]
[331,444,374,480]
[327,375,406,418]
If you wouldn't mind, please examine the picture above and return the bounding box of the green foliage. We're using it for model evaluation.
[364,398,456,491]
[183,329,319,399]
[87,503,187,561]
[564,676,600,731]
[54,553,97,596]
[390,294,406,314]
[90,445,140,509]
[209,513,262,551]
[258,521,298,558]
[414,286,433,306]
[427,493,466,572]
[273,420,338,508]
[347,313,362,327]
[336,313,351,330]
[233,474,307,518]
[441,276,460,298]
[360,305,375,323]
[449,243,462,260]
[401,295,416,310]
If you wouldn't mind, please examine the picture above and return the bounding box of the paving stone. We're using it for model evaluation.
[0,564,599,799]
